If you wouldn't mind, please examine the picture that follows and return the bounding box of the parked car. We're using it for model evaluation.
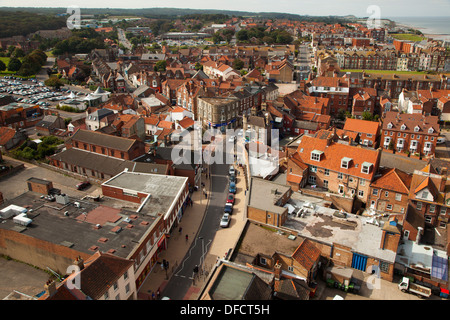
[229,165,235,176]
[230,174,236,183]
[226,193,235,204]
[220,213,230,228]
[76,181,91,190]
[224,202,233,214]
[437,137,447,144]
[229,181,236,193]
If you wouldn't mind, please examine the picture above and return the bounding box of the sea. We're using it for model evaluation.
[387,16,450,41]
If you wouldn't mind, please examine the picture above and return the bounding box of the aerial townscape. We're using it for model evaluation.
[0,2,449,309]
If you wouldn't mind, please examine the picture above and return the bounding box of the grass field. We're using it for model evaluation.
[0,57,15,74]
[341,69,427,75]
[391,33,426,42]
[0,57,36,78]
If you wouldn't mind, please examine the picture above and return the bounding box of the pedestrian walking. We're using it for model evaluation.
[185,234,189,242]
[179,226,182,234]
[156,289,160,299]
[152,292,155,300]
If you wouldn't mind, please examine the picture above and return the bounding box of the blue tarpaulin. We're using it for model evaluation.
[431,254,448,282]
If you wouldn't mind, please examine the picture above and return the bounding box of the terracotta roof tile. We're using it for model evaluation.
[292,239,321,270]
[343,118,380,135]
[296,135,380,180]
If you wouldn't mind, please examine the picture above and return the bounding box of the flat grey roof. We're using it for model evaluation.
[102,171,188,218]
[247,177,290,215]
[0,191,156,259]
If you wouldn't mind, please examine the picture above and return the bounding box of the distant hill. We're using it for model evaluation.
[0,10,66,38]
[0,6,353,23]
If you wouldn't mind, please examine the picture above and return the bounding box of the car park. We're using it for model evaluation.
[220,213,230,228]
[224,202,233,214]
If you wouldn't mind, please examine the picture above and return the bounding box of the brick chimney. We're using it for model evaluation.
[274,261,282,280]
[44,279,57,297]
[74,256,85,271]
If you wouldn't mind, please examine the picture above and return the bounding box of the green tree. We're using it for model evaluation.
[44,76,64,89]
[0,60,6,72]
[362,111,373,121]
[7,58,22,72]
[232,58,244,70]
[11,47,25,58]
[194,62,203,71]
[155,60,167,72]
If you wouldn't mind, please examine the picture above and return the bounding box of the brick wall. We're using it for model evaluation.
[330,243,353,267]
[247,207,287,227]
[0,228,89,275]
[368,188,409,214]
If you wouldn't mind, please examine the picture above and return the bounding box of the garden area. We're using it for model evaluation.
[12,136,64,162]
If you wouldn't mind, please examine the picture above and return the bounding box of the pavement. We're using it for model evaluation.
[137,164,248,300]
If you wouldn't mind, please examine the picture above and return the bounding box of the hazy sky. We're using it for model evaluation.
[1,0,450,17]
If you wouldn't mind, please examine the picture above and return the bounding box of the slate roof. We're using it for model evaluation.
[68,129,137,152]
[51,147,167,176]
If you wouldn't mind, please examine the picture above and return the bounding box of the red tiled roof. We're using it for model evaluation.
[343,118,380,136]
[178,117,194,129]
[296,135,380,180]
[291,239,321,270]
[158,120,174,129]
[370,168,411,194]
[0,127,16,146]
[77,252,134,300]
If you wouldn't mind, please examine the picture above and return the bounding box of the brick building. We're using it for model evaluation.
[246,177,292,227]
[307,76,350,115]
[343,118,380,148]
[381,111,439,157]
[289,133,381,203]
[408,164,450,228]
[66,129,145,161]
[368,168,412,215]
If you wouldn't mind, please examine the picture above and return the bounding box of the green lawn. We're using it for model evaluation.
[391,33,426,42]
[341,69,427,75]
[0,57,36,78]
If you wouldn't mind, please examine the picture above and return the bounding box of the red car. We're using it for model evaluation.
[76,181,91,190]
[226,193,235,204]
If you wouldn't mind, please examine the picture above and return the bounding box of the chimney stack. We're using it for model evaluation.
[74,256,85,271]
[44,279,57,297]
[274,261,282,280]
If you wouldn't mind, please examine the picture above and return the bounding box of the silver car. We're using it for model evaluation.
[220,213,230,228]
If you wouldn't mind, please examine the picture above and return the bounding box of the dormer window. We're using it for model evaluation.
[401,124,406,131]
[341,157,352,169]
[387,122,393,129]
[414,126,420,132]
[428,127,434,134]
[310,150,323,161]
[361,162,373,174]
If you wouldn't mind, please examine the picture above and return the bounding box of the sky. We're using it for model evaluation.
[1,0,450,17]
